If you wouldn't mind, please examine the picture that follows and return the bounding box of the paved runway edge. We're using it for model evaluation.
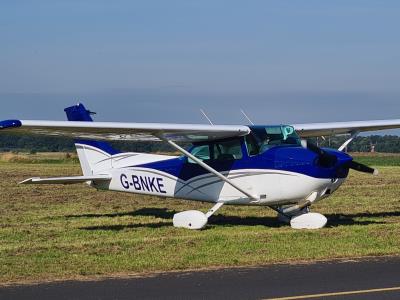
[1,256,400,300]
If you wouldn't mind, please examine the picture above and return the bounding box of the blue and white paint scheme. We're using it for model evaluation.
[2,103,400,229]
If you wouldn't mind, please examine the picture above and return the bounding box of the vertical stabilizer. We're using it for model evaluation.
[65,103,119,175]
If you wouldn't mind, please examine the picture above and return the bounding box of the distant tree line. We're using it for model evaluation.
[308,135,400,153]
[0,133,400,153]
[0,133,176,153]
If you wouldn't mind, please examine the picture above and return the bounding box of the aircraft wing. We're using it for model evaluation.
[2,118,399,141]
[0,120,250,142]
[293,119,400,137]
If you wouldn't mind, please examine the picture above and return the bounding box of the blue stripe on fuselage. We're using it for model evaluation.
[135,146,352,181]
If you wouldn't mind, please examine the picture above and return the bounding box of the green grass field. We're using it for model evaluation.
[1,153,400,285]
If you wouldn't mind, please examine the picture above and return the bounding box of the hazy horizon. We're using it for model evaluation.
[1,1,399,134]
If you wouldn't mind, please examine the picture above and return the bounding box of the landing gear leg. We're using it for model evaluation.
[277,206,310,224]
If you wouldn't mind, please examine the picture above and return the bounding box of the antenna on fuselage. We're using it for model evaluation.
[200,109,214,125]
[240,109,254,125]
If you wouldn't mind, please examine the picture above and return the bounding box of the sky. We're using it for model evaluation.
[0,1,400,133]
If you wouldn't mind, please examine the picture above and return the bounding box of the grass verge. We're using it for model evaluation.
[0,156,400,285]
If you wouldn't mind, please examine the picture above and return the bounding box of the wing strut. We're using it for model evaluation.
[165,139,258,202]
[338,131,360,151]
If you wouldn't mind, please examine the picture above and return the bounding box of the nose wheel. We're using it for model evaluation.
[276,206,327,229]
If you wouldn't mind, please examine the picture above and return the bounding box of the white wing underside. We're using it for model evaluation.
[7,120,251,142]
[293,119,400,137]
[1,119,400,142]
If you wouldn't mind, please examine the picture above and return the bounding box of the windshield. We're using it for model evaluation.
[246,125,301,154]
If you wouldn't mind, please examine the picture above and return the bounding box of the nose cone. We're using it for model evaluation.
[263,146,353,179]
[325,148,353,161]
[324,149,353,178]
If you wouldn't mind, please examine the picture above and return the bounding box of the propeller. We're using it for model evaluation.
[301,139,378,175]
[347,161,379,175]
[301,140,338,168]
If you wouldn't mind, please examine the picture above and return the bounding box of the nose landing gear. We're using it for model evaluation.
[290,212,327,229]
[276,205,327,229]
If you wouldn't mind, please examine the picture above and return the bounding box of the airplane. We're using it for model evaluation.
[1,103,400,230]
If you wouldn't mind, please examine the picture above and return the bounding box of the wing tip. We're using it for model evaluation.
[0,120,22,130]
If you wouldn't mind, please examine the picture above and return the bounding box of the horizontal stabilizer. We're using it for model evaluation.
[19,175,112,185]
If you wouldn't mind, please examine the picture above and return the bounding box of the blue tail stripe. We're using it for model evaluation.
[75,140,120,155]
[65,103,120,156]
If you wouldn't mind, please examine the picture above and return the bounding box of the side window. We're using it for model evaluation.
[265,126,284,145]
[245,134,260,156]
[188,144,210,163]
[213,139,243,161]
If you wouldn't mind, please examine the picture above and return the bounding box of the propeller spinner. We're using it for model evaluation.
[301,139,379,175]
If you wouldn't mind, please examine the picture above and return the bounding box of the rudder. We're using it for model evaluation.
[65,103,119,175]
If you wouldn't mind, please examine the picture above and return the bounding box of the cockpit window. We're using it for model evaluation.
[245,134,260,156]
[246,125,301,155]
[188,144,210,163]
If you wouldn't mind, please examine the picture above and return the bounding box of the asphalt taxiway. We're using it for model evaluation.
[1,256,400,300]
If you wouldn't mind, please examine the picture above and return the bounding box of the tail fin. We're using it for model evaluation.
[65,103,119,175]
[64,103,95,122]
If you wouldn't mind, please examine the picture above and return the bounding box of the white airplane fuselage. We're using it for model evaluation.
[86,145,348,207]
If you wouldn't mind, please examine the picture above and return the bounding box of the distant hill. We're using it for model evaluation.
[0,133,399,153]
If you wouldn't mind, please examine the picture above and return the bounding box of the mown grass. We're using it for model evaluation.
[0,152,79,164]
[352,152,400,166]
[0,154,400,285]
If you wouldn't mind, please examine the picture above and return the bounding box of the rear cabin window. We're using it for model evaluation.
[213,139,243,160]
[188,139,243,163]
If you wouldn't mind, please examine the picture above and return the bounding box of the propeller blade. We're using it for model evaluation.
[302,139,378,176]
[348,161,379,175]
[301,140,338,167]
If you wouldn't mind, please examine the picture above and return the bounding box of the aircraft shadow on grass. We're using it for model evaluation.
[80,222,172,231]
[329,211,400,219]
[324,211,400,227]
[70,207,284,230]
[70,207,395,231]
[66,207,177,219]
[325,214,386,227]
